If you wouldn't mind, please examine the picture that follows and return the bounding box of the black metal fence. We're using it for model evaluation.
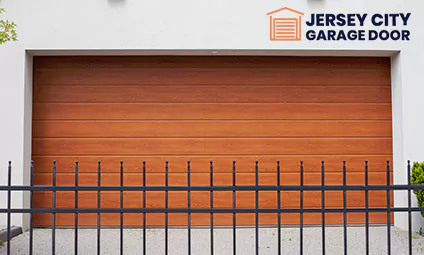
[0,160,423,255]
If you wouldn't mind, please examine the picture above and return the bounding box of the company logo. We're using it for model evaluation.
[267,8,411,41]
[267,7,304,41]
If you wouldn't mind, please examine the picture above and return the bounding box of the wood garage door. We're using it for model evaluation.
[32,56,392,227]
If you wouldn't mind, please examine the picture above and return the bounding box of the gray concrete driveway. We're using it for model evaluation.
[1,227,424,255]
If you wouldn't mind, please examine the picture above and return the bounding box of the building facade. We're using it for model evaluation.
[0,0,422,230]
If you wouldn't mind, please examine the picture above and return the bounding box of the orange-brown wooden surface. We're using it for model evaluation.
[32,56,392,226]
[33,103,391,120]
[33,121,391,138]
[32,138,392,156]
[34,85,391,103]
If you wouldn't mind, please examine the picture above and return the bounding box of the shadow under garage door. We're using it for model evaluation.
[31,56,393,226]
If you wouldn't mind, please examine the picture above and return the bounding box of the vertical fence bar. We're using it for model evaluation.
[255,161,259,255]
[29,161,34,255]
[7,161,11,255]
[321,161,325,255]
[210,161,214,255]
[120,161,124,255]
[74,161,78,255]
[300,161,304,255]
[143,161,146,255]
[386,161,391,255]
[187,161,191,255]
[407,160,412,255]
[97,161,101,255]
[52,161,57,255]
[365,161,369,255]
[165,161,169,255]
[277,161,281,255]
[343,161,347,255]
[232,160,237,255]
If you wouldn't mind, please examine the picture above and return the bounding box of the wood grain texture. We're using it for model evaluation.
[32,121,392,138]
[34,68,389,86]
[33,56,390,86]
[33,103,392,120]
[34,85,391,103]
[32,56,392,226]
[32,138,392,156]
[35,67,390,86]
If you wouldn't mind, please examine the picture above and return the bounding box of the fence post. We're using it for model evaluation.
[74,161,78,255]
[386,161,391,255]
[52,161,57,255]
[97,161,101,255]
[321,161,325,255]
[300,161,304,255]
[120,161,124,255]
[165,161,169,255]
[407,160,412,255]
[142,161,146,255]
[277,161,281,255]
[29,161,34,255]
[255,161,259,255]
[7,161,11,255]
[343,161,347,255]
[232,160,237,255]
[187,161,191,255]
[210,161,214,255]
[365,161,369,255]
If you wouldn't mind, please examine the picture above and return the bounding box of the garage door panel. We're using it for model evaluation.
[33,103,392,121]
[32,156,392,174]
[33,121,392,138]
[34,56,390,70]
[34,85,391,103]
[34,66,390,86]
[32,138,392,155]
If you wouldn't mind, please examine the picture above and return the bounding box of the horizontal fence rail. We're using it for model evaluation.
[0,160,422,255]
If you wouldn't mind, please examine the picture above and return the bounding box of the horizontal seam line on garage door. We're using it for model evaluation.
[33,102,393,105]
[35,102,393,104]
[32,136,393,139]
[34,102,393,104]
[31,154,393,157]
[32,137,392,140]
[32,119,394,121]
[34,69,391,72]
[31,120,393,123]
[34,84,392,87]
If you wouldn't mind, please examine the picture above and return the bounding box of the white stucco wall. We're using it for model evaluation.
[0,0,423,230]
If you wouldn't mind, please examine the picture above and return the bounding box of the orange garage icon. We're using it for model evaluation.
[267,7,304,41]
